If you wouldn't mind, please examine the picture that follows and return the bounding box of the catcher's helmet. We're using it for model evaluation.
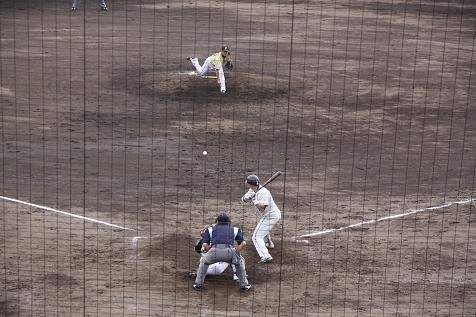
[216,212,231,224]
[245,174,259,186]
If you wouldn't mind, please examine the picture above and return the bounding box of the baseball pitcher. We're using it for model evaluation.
[187,46,233,94]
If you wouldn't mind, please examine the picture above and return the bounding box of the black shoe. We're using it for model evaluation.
[101,6,107,11]
[71,6,76,11]
[186,57,195,61]
[240,284,252,292]
[192,283,202,291]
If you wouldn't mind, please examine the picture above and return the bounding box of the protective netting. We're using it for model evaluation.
[1,0,475,315]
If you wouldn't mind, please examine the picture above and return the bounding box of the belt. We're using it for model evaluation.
[211,244,232,249]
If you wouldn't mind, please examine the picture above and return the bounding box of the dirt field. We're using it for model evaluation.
[1,0,475,316]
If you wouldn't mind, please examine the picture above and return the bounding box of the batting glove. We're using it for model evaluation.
[241,192,255,203]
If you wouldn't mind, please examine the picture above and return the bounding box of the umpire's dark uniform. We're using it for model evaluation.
[194,213,250,290]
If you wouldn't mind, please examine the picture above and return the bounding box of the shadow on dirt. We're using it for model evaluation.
[135,70,289,105]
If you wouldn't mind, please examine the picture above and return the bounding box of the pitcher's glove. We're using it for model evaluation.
[224,60,233,71]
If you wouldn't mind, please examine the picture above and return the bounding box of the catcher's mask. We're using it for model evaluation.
[216,212,231,224]
[245,174,259,186]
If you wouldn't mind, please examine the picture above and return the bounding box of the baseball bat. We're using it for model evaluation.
[255,171,283,192]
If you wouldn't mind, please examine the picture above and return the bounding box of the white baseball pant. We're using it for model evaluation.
[252,211,281,260]
[190,57,226,93]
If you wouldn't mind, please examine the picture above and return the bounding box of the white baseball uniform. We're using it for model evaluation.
[189,52,228,93]
[243,186,281,261]
[207,261,230,275]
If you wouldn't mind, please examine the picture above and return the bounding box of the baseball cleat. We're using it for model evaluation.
[258,256,273,264]
[101,6,107,11]
[233,274,239,282]
[240,284,252,292]
[186,57,195,61]
[71,6,77,11]
[192,283,202,291]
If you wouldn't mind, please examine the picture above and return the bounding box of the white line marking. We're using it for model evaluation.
[296,198,475,239]
[0,195,131,230]
[131,236,147,247]
[0,86,14,97]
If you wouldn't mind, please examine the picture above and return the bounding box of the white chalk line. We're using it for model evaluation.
[0,195,131,230]
[296,198,475,239]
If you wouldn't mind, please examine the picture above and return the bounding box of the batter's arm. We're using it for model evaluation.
[255,203,267,211]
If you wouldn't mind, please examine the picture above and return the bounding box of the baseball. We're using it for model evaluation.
[202,150,208,156]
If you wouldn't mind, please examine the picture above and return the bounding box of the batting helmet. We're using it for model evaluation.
[216,212,231,224]
[245,174,259,186]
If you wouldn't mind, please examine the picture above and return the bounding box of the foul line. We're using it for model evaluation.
[295,198,475,239]
[0,195,131,230]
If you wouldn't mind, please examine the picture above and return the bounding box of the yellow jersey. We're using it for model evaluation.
[210,52,231,69]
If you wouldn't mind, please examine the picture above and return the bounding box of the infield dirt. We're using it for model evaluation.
[1,0,475,316]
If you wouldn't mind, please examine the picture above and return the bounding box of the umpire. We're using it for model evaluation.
[193,213,252,291]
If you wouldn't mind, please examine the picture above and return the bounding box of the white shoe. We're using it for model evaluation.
[258,256,273,264]
[233,274,239,282]
[240,284,252,292]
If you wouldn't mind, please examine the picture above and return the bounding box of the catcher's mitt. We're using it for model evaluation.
[194,239,203,253]
[224,60,233,71]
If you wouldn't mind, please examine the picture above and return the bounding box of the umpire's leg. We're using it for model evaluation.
[233,251,250,288]
[194,249,216,286]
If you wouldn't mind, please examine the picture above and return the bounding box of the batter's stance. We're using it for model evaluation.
[187,46,233,94]
[242,175,282,263]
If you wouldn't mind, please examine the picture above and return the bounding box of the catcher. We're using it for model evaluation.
[193,226,240,282]
[192,213,251,291]
[187,46,234,94]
